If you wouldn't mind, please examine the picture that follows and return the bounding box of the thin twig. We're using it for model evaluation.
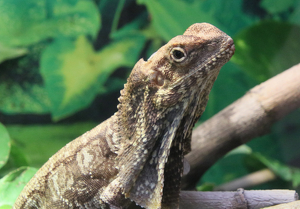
[215,169,276,191]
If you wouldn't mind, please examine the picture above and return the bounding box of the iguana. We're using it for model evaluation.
[13,23,235,209]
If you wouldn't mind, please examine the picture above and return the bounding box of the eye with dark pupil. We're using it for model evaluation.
[173,50,185,59]
[171,47,187,62]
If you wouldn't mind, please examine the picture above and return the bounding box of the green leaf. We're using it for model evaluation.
[247,134,283,162]
[0,167,38,207]
[196,182,215,191]
[290,1,300,25]
[110,13,148,40]
[231,21,300,82]
[0,123,10,170]
[0,41,54,114]
[198,142,291,190]
[138,0,256,41]
[199,0,257,36]
[260,0,296,14]
[273,111,300,163]
[138,0,218,41]
[0,44,27,64]
[7,123,97,168]
[0,143,29,179]
[0,205,12,209]
[199,145,253,186]
[201,61,256,120]
[253,153,300,187]
[111,0,126,34]
[0,0,100,47]
[225,145,253,156]
[41,35,146,120]
[0,83,51,114]
[0,0,102,114]
[41,36,99,120]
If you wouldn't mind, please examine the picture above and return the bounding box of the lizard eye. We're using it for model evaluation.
[171,47,187,62]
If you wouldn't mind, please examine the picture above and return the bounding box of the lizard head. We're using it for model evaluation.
[109,23,235,209]
[117,23,234,142]
[145,22,235,108]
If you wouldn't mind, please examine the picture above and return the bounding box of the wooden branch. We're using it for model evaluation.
[179,189,298,209]
[263,200,300,208]
[215,169,276,191]
[182,63,300,189]
[128,189,297,209]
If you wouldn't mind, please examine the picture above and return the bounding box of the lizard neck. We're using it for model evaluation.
[112,69,220,155]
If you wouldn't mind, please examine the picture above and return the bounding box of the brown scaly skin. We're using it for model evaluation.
[13,23,235,209]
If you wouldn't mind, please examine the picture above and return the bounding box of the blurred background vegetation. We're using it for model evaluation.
[1,0,300,207]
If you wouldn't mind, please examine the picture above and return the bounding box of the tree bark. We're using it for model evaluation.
[263,200,300,208]
[179,189,298,209]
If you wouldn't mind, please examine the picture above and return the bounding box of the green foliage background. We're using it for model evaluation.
[1,0,300,206]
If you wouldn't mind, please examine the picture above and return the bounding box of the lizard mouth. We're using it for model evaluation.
[206,37,235,68]
[223,37,235,59]
[191,37,235,75]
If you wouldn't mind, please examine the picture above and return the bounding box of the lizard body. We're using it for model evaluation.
[13,23,235,209]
